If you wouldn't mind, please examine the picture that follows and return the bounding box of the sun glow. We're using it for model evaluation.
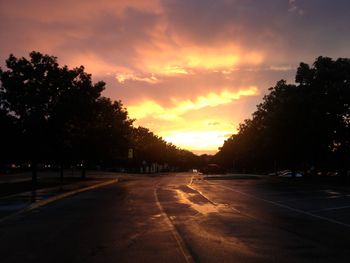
[128,86,258,153]
[161,130,232,152]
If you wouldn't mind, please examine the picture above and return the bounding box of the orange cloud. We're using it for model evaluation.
[134,42,264,76]
[116,73,159,84]
[66,52,126,76]
[2,0,162,21]
[128,86,258,120]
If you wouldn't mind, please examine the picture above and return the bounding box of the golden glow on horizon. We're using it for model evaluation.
[128,86,258,152]
[161,130,232,152]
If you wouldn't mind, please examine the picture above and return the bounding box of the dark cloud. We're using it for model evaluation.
[1,0,349,70]
[0,0,161,69]
[161,0,287,45]
[161,0,350,63]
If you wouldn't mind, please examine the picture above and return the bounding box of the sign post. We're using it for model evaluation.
[128,148,133,159]
[127,148,133,173]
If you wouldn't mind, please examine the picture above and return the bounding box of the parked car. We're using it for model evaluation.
[278,170,303,177]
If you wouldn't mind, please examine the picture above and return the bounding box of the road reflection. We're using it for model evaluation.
[175,189,218,215]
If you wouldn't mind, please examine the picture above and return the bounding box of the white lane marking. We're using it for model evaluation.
[175,189,219,215]
[311,205,350,213]
[187,184,216,206]
[278,194,350,203]
[206,181,350,228]
[154,188,195,263]
[188,184,259,221]
[253,189,335,196]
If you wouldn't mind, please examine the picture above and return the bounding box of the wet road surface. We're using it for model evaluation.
[1,173,350,262]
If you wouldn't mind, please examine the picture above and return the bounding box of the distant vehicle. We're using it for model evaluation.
[200,164,225,175]
[278,170,303,177]
[326,171,338,176]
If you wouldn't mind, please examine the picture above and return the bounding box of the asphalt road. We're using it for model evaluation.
[1,173,350,263]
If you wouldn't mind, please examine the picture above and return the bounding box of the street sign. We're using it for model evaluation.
[128,148,133,159]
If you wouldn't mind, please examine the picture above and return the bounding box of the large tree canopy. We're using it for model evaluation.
[216,57,350,175]
[130,126,197,171]
[0,52,133,181]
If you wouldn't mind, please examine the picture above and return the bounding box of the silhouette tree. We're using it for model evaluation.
[0,108,20,166]
[295,57,350,174]
[45,64,106,179]
[130,126,198,171]
[0,51,132,183]
[216,57,350,176]
[0,52,64,184]
[83,98,133,170]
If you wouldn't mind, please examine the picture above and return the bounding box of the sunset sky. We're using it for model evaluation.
[1,0,349,154]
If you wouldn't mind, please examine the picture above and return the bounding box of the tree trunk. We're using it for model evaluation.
[274,159,278,176]
[31,161,38,187]
[81,161,86,179]
[60,162,64,184]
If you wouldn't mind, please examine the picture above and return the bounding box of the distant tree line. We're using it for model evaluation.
[0,52,198,184]
[215,57,350,176]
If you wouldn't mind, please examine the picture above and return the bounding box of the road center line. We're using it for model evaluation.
[153,187,195,263]
[206,181,350,229]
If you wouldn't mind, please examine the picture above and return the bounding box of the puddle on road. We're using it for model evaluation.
[175,189,218,215]
[174,188,256,258]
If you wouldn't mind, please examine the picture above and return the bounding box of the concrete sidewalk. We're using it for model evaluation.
[0,170,121,183]
[0,171,128,223]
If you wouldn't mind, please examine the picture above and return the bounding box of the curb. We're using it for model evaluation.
[0,178,118,224]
